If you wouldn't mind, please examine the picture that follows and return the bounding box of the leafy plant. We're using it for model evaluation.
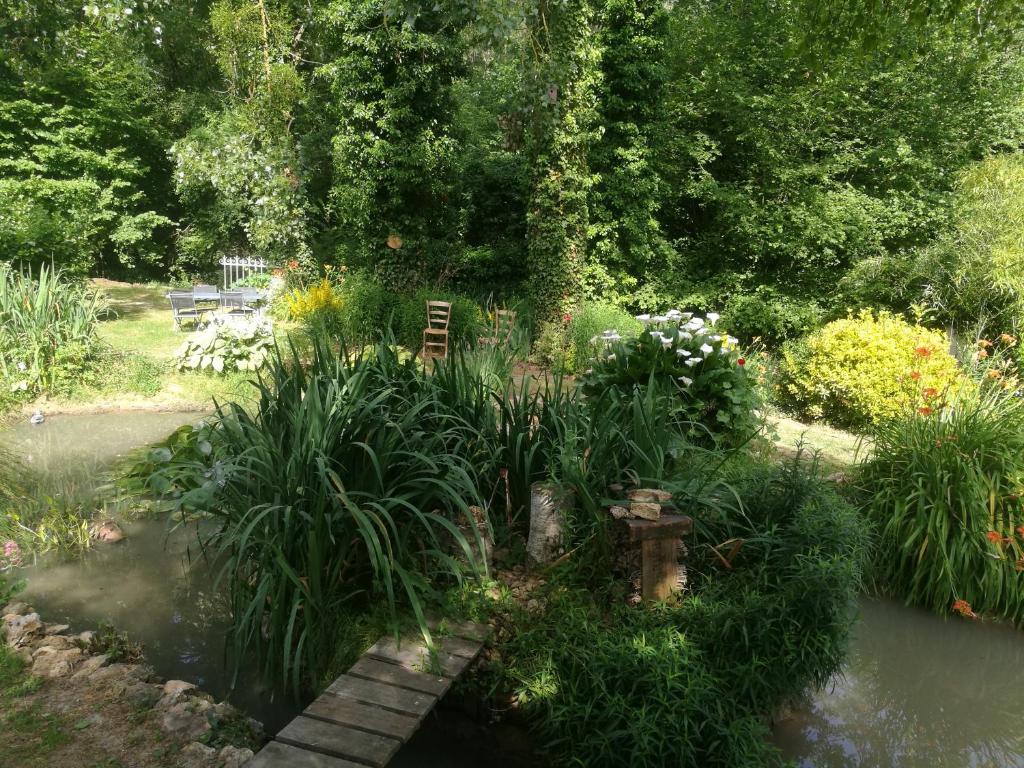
[175,313,273,373]
[779,309,964,430]
[579,311,759,442]
[0,264,105,398]
[285,278,343,329]
[860,382,1024,622]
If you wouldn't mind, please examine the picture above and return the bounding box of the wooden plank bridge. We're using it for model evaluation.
[249,619,489,767]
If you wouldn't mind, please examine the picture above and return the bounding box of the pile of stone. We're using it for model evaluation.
[607,486,674,521]
[1,601,260,768]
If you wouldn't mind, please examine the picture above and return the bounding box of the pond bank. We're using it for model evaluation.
[0,600,260,768]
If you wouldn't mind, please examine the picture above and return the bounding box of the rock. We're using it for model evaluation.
[77,631,95,646]
[164,679,197,697]
[628,502,662,521]
[71,654,109,681]
[32,635,75,654]
[43,623,70,635]
[90,519,126,543]
[3,612,43,647]
[627,488,673,503]
[1,601,30,617]
[180,741,217,768]
[608,483,624,494]
[89,663,135,686]
[127,663,158,683]
[161,701,212,741]
[31,647,83,678]
[125,681,162,709]
[218,745,255,768]
[608,505,629,520]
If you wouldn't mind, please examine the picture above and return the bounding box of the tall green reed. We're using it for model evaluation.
[0,263,105,393]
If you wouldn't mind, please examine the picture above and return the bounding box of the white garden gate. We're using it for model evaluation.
[219,255,272,288]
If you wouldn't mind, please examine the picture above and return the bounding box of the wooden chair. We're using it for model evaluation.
[220,290,256,318]
[167,291,203,330]
[422,300,452,360]
[479,309,517,347]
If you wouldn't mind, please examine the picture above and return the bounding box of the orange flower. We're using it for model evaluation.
[977,348,989,359]
[986,530,1003,544]
[922,387,938,399]
[1001,333,1017,346]
[1017,558,1024,573]
[914,346,932,357]
[287,259,299,270]
[978,339,993,349]
[909,370,922,381]
[1017,526,1024,538]
[918,406,933,416]
[987,369,1003,380]
[952,599,976,618]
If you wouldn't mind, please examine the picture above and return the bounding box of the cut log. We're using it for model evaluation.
[641,538,679,601]
[526,483,574,566]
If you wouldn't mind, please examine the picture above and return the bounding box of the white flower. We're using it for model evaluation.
[727,336,739,345]
[649,331,663,339]
[685,357,702,367]
[605,333,621,341]
[666,309,682,319]
[710,334,721,342]
[679,331,692,340]
[686,318,704,330]
[636,313,651,322]
[17,361,26,371]
[661,338,673,348]
[680,312,693,321]
[123,6,132,14]
[590,335,599,345]
[606,353,616,361]
[677,376,693,386]
[719,347,730,355]
[700,343,714,355]
[676,349,691,357]
[707,312,720,326]
[653,315,668,323]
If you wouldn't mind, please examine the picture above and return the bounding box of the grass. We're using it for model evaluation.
[768,414,866,469]
[0,645,71,767]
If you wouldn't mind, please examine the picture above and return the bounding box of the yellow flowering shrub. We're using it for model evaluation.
[779,310,964,429]
[286,279,343,324]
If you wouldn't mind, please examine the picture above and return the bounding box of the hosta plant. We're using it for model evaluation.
[578,311,759,443]
[175,312,273,373]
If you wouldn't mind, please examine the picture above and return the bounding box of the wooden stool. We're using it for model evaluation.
[621,514,693,601]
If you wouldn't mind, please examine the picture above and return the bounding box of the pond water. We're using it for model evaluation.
[775,597,1024,767]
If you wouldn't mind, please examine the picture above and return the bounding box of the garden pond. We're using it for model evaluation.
[2,412,1023,766]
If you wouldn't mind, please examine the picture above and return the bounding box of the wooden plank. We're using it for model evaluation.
[625,514,692,542]
[326,674,438,718]
[305,692,421,742]
[436,633,483,660]
[248,740,364,768]
[426,617,491,643]
[276,715,401,768]
[641,537,679,601]
[348,656,451,697]
[364,637,472,678]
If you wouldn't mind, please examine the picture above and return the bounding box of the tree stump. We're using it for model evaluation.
[621,515,693,601]
[526,482,574,567]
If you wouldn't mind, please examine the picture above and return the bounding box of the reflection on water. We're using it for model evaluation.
[1,411,301,733]
[775,597,1024,768]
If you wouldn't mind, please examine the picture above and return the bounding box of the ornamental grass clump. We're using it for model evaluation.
[0,263,105,396]
[860,381,1024,623]
[578,310,759,443]
[158,338,493,690]
[779,309,963,430]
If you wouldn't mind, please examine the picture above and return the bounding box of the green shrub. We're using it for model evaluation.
[579,311,759,443]
[334,272,400,345]
[395,289,484,352]
[285,279,344,333]
[505,455,869,768]
[861,383,1024,623]
[175,313,273,373]
[722,287,824,347]
[531,301,643,373]
[0,264,105,401]
[779,309,963,430]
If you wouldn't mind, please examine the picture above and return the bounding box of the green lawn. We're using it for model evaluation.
[768,414,867,469]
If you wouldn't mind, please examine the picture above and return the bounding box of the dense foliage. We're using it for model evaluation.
[2,1,1021,340]
[505,456,869,767]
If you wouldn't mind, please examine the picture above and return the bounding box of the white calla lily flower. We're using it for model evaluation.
[676,349,691,357]
[678,376,693,386]
[700,343,714,355]
[707,312,720,326]
[685,357,702,367]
